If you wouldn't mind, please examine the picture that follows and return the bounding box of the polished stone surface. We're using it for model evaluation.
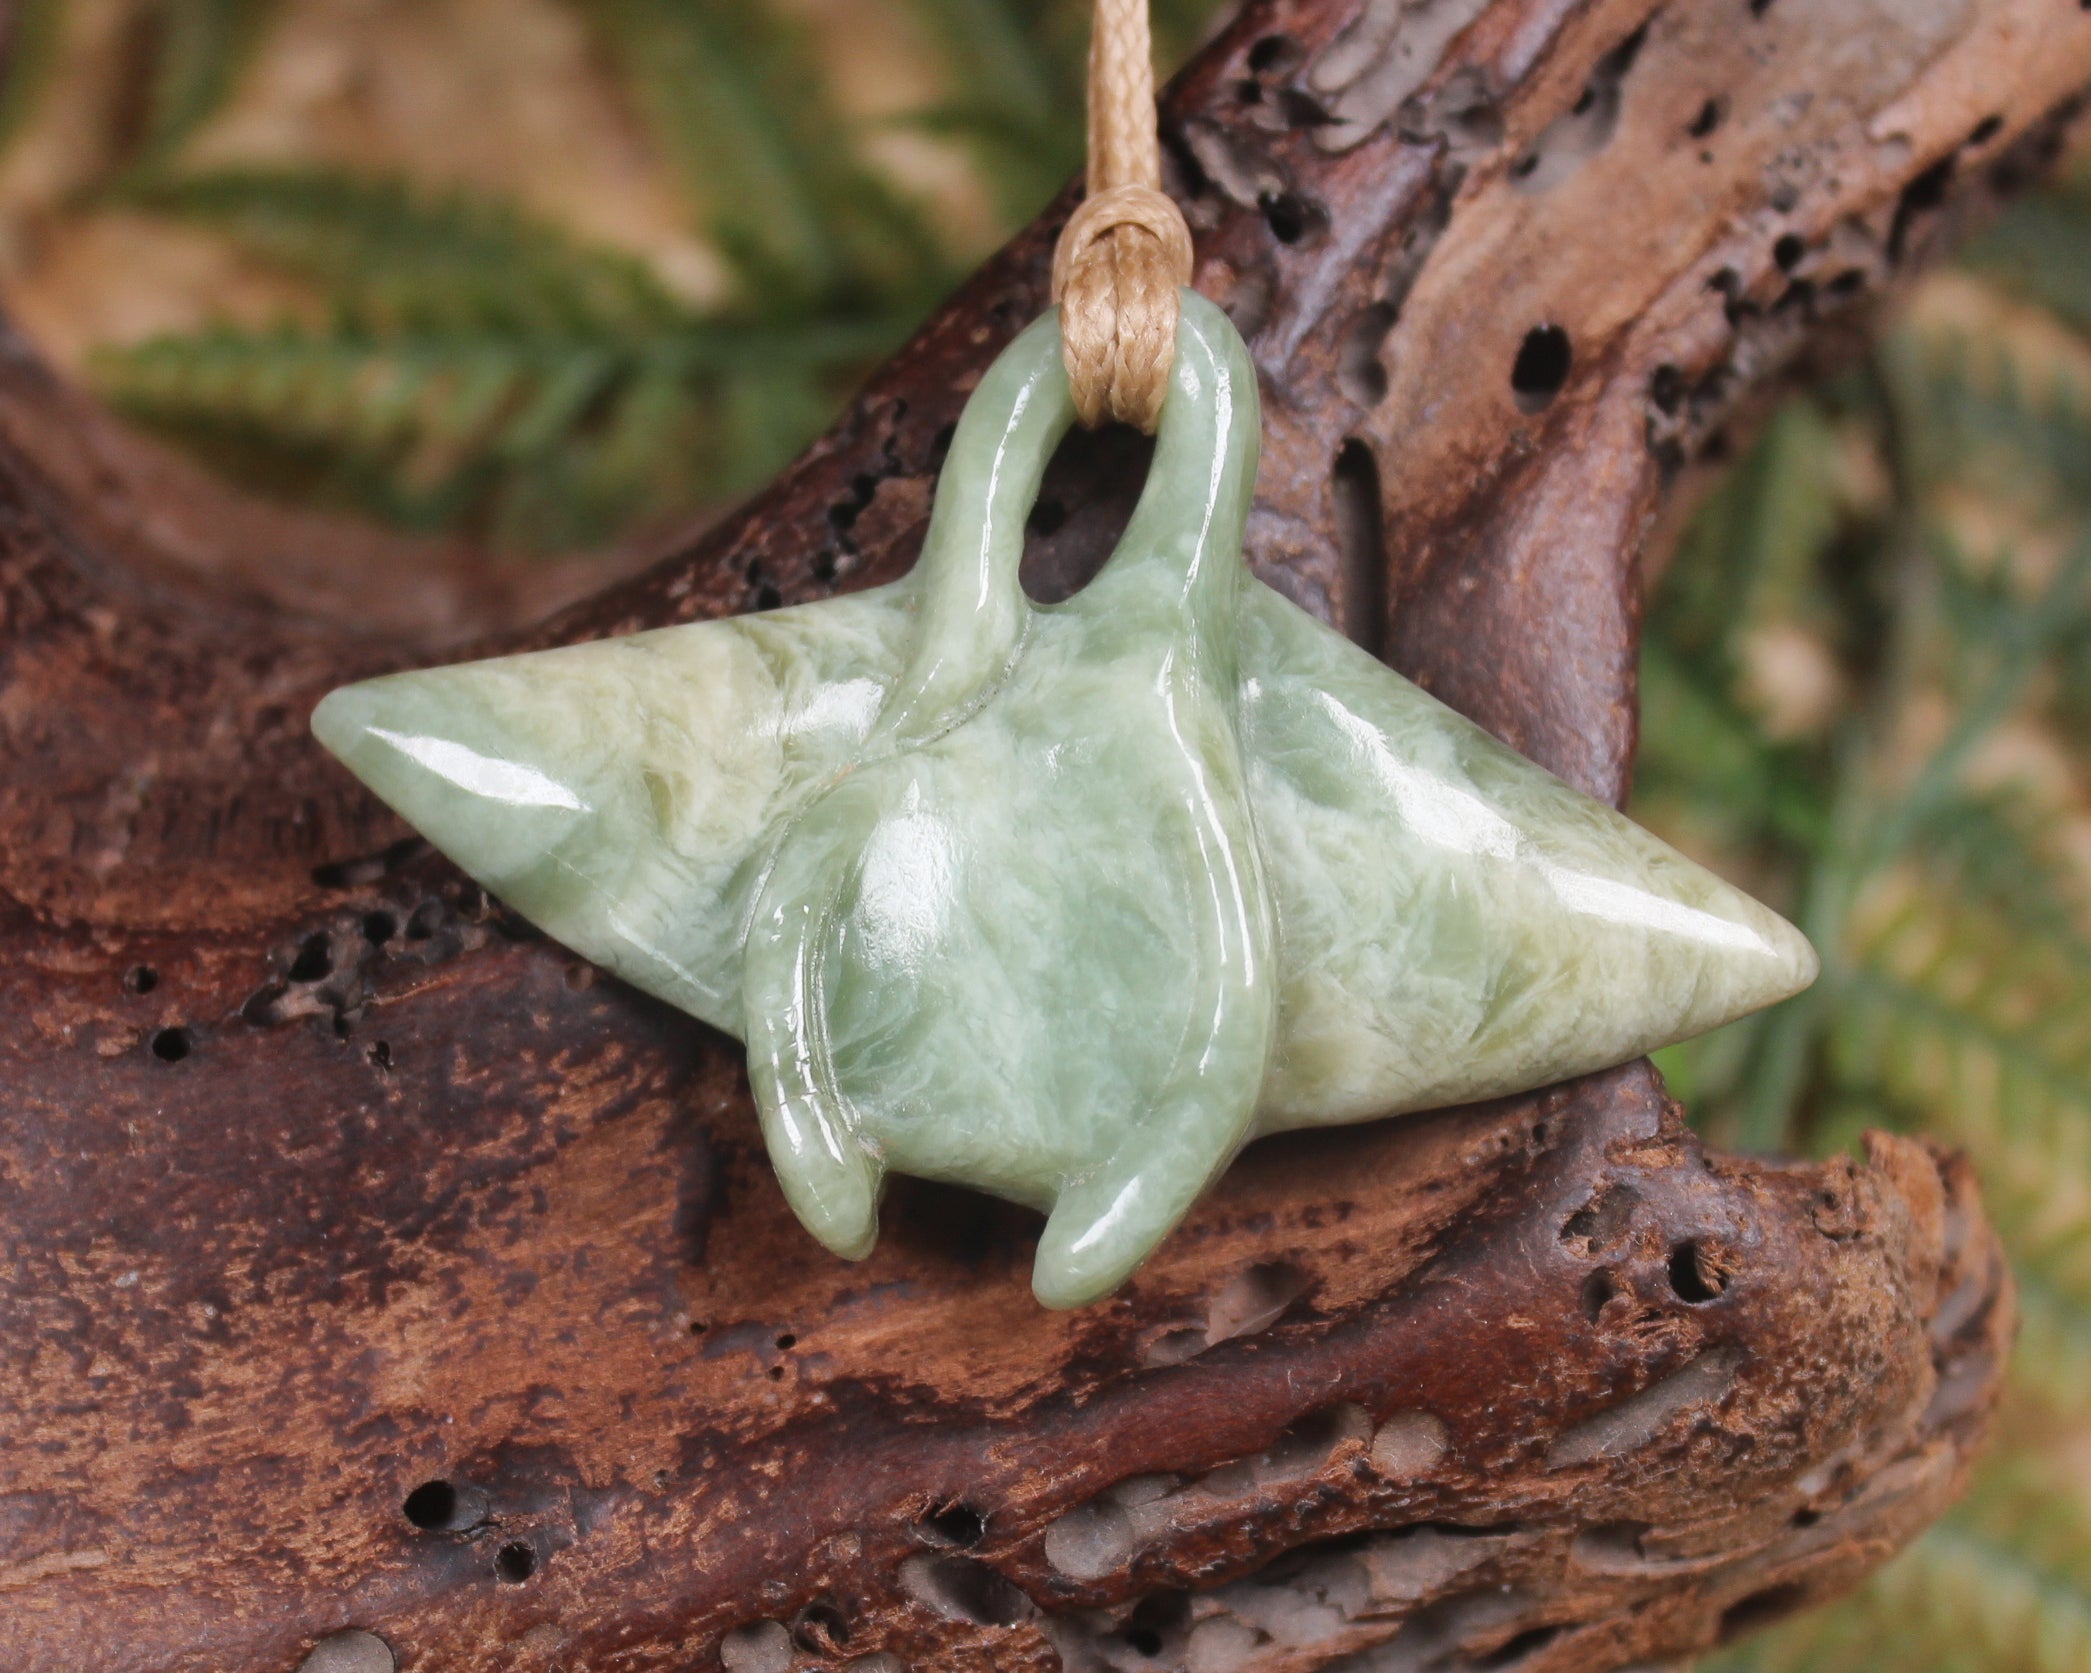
[314,294,1816,1306]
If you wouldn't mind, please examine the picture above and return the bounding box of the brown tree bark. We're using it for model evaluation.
[0,0,2077,1669]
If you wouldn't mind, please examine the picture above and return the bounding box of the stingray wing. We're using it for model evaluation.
[1240,588,1817,1131]
[310,588,911,1034]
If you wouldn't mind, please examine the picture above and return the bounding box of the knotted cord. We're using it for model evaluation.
[1050,0,1194,432]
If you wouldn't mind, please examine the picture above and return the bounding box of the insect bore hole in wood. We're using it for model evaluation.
[402,1479,489,1533]
[495,1541,537,1583]
[1511,326,1573,411]
[919,1500,987,1547]
[288,934,332,982]
[1669,1239,1729,1302]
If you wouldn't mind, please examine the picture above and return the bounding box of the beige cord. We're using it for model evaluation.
[1050,0,1194,432]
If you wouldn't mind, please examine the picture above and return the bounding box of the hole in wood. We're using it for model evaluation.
[1043,1497,1135,1580]
[1649,363,1685,415]
[1259,190,1327,245]
[1480,1624,1565,1667]
[1246,33,1301,73]
[124,964,158,995]
[1568,1520,1654,1573]
[1121,1591,1191,1660]
[898,1553,1034,1626]
[402,1478,489,1533]
[791,1599,850,1655]
[288,933,333,983]
[1561,1183,1638,1252]
[1209,1258,1312,1343]
[1511,326,1572,411]
[919,1500,987,1547]
[402,1480,456,1529]
[1339,302,1397,407]
[296,1630,396,1673]
[1370,1410,1450,1477]
[1669,1239,1729,1302]
[494,1540,537,1583]
[1890,155,1956,258]
[1546,1347,1742,1468]
[1332,439,1389,658]
[1719,1582,1809,1641]
[151,1027,191,1063]
[718,1621,793,1673]
[310,836,425,890]
[1511,25,1646,193]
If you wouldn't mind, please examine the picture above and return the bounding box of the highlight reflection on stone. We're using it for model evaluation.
[314,293,1817,1307]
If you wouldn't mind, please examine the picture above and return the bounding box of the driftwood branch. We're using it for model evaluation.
[1,0,2079,1668]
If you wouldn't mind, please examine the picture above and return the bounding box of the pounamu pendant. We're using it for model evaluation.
[313,293,1817,1307]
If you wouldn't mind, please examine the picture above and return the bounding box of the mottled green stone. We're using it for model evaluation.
[313,292,1816,1307]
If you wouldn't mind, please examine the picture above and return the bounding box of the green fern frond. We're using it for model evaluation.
[1634,635,1829,854]
[1864,531,2091,868]
[1885,330,2091,517]
[115,0,286,178]
[120,169,689,335]
[1906,787,2091,950]
[1963,189,2091,343]
[1834,914,2091,1167]
[567,0,946,310]
[91,307,905,547]
[896,0,1078,217]
[1650,400,1849,672]
[900,0,1061,130]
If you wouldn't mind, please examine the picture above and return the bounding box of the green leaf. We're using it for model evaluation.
[115,0,286,177]
[568,0,946,310]
[1963,189,2091,342]
[895,0,1077,218]
[90,297,915,549]
[120,168,690,336]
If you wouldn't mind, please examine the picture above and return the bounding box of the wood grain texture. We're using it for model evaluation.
[2,0,2080,1667]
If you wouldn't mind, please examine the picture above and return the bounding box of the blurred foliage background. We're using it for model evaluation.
[0,2,2087,1668]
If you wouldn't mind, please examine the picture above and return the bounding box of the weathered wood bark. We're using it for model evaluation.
[0,0,2078,1668]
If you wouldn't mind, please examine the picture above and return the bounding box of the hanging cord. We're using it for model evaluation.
[1051,0,1195,433]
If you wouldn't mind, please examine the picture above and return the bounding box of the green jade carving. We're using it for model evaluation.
[313,293,1817,1307]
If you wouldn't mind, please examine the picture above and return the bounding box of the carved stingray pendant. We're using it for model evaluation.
[313,292,1817,1307]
